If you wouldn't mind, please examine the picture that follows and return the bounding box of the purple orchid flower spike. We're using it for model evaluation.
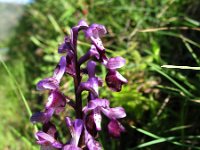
[31,20,127,149]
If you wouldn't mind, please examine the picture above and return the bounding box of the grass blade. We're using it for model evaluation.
[151,64,194,97]
[0,59,38,132]
[0,59,32,117]
[161,65,200,70]
[130,125,200,149]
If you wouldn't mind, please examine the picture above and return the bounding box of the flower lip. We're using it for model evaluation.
[93,108,102,131]
[45,91,66,110]
[108,120,125,138]
[106,70,127,92]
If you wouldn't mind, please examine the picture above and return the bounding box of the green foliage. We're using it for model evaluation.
[1,0,200,149]
[0,59,38,150]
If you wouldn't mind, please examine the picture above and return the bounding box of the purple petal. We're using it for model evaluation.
[71,20,88,48]
[36,131,62,148]
[85,24,107,38]
[63,145,81,150]
[78,20,89,28]
[30,108,54,123]
[65,117,83,146]
[52,141,63,149]
[42,122,57,138]
[46,91,66,110]
[106,57,126,69]
[77,77,99,98]
[55,107,65,115]
[58,36,73,53]
[93,108,102,131]
[65,117,73,127]
[87,60,96,78]
[66,51,76,76]
[90,37,105,51]
[72,119,83,146]
[106,70,127,92]
[36,57,66,90]
[101,107,126,119]
[89,45,100,59]
[97,77,103,87]
[78,45,100,65]
[85,129,102,150]
[85,24,106,51]
[35,131,53,142]
[53,56,66,82]
[37,77,59,91]
[91,24,107,36]
[99,52,108,65]
[108,120,125,138]
[85,113,97,137]
[86,99,110,110]
[41,145,56,150]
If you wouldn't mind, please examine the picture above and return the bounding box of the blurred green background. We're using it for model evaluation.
[1,0,200,149]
